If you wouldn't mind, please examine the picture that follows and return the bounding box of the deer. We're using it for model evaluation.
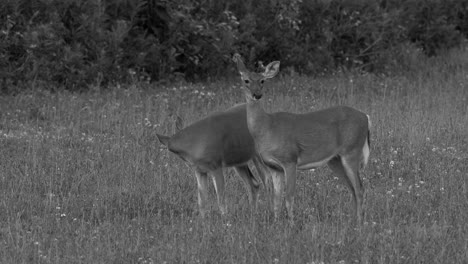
[156,103,268,218]
[233,53,371,224]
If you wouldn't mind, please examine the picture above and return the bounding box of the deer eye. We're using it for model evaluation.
[244,79,250,84]
[260,79,265,84]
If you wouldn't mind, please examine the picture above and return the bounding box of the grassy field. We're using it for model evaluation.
[1,56,468,263]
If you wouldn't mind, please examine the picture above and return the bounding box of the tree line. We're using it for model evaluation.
[1,0,467,92]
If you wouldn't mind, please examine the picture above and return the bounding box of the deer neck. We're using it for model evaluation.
[245,97,270,138]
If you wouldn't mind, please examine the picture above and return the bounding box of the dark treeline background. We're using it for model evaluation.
[1,0,467,91]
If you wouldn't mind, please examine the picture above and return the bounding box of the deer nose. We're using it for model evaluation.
[253,93,262,100]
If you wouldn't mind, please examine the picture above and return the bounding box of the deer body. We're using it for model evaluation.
[248,105,369,171]
[167,104,256,170]
[157,103,267,217]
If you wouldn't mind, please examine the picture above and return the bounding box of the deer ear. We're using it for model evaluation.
[156,134,170,147]
[233,53,249,75]
[263,61,280,79]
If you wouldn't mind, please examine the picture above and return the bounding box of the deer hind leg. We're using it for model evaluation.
[211,168,227,215]
[234,165,261,212]
[341,153,365,224]
[195,170,210,217]
[252,156,270,188]
[328,157,356,220]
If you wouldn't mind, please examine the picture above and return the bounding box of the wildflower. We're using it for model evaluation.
[144,118,151,126]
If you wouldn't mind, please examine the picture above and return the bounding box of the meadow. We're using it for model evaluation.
[1,53,468,263]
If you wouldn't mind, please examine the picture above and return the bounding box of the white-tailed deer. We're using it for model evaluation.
[157,104,267,218]
[233,54,371,223]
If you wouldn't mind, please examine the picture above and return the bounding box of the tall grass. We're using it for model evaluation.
[1,53,468,263]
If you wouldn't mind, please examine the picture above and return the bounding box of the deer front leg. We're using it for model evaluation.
[283,164,297,222]
[195,170,209,217]
[270,169,284,220]
[211,168,227,215]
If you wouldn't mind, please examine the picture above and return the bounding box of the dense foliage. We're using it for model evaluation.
[1,0,467,91]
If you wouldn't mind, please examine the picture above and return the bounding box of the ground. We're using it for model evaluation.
[1,65,467,263]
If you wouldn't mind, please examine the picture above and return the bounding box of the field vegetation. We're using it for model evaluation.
[1,47,468,263]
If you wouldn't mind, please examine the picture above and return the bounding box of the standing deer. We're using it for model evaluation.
[233,54,371,223]
[157,104,268,217]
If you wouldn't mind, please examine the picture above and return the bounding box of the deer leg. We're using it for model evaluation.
[211,168,227,215]
[195,170,210,217]
[283,164,297,222]
[252,156,269,188]
[341,154,365,224]
[328,157,356,220]
[234,165,261,212]
[270,169,284,220]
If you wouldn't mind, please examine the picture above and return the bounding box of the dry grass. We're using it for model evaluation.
[1,60,468,263]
